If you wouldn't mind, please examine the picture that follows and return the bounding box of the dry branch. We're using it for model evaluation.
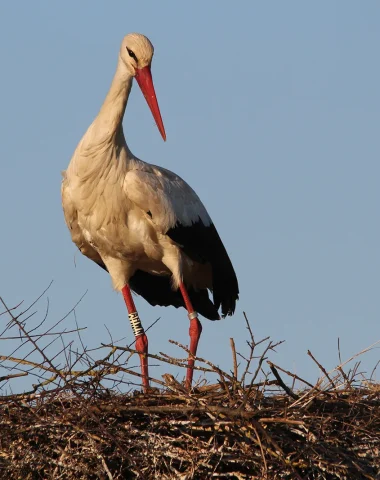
[0,293,379,479]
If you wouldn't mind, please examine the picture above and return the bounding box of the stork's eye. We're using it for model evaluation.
[126,48,138,62]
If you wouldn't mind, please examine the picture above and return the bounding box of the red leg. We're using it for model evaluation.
[122,285,149,391]
[179,282,203,390]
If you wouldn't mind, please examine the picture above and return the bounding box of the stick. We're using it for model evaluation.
[307,349,336,388]
[230,338,238,380]
[268,362,299,400]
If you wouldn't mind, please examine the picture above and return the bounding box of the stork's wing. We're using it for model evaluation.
[61,174,104,267]
[124,164,211,232]
[124,164,239,317]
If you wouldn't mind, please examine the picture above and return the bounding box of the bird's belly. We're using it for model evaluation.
[79,212,163,266]
[135,258,171,276]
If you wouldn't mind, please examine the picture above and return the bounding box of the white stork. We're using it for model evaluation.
[62,33,239,390]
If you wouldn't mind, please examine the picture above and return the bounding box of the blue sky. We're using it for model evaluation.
[0,2,379,391]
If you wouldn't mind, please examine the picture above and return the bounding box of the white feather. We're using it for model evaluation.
[124,160,211,232]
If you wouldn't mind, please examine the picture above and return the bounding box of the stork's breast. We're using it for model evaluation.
[78,206,162,264]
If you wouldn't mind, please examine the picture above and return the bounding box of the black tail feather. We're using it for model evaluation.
[209,227,239,317]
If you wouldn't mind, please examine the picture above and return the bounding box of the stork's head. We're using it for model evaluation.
[120,33,166,141]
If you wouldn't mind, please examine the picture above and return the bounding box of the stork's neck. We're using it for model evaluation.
[92,57,133,141]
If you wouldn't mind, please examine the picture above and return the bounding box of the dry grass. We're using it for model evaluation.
[0,291,379,479]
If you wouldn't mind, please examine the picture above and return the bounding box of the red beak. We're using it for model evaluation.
[135,65,166,141]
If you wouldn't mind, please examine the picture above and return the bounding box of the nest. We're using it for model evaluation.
[0,292,379,479]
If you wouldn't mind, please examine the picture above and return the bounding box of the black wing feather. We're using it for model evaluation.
[166,218,239,317]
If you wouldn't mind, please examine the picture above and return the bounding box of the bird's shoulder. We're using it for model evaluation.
[126,160,189,192]
[123,160,211,230]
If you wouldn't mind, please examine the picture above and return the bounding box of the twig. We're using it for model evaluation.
[267,362,315,389]
[0,372,28,382]
[230,338,238,380]
[307,349,336,388]
[0,327,87,340]
[99,454,114,480]
[268,362,299,400]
